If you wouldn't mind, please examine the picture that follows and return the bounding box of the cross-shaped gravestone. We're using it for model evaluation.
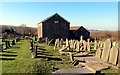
[101,39,111,62]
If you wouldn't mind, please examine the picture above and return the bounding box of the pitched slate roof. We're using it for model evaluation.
[39,13,70,23]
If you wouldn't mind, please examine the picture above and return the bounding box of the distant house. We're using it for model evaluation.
[38,13,70,40]
[70,26,90,40]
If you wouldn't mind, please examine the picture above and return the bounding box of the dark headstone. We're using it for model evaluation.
[0,44,3,52]
[30,39,33,50]
[8,41,10,47]
[5,41,8,49]
[12,40,15,45]
[31,45,37,58]
[35,36,37,41]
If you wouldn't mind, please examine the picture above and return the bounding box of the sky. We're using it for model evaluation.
[0,1,118,31]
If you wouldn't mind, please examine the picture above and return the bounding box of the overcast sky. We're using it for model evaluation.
[0,1,119,31]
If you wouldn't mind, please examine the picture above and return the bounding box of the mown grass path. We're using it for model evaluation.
[0,39,73,74]
[0,40,38,73]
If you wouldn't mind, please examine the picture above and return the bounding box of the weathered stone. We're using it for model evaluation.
[70,40,74,49]
[69,52,74,62]
[87,39,90,52]
[109,45,118,65]
[53,67,94,74]
[83,40,87,51]
[95,48,102,59]
[80,36,83,44]
[31,45,37,58]
[93,40,97,50]
[66,38,70,50]
[101,39,111,62]
[45,37,49,44]
[76,41,80,52]
[73,40,77,49]
[57,38,60,47]
[85,63,110,72]
[54,39,58,50]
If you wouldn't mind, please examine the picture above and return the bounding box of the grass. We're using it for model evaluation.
[0,39,119,74]
[0,39,74,74]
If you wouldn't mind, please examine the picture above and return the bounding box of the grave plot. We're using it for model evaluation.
[53,38,119,74]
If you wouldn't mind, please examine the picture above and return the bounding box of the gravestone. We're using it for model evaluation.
[93,39,97,50]
[73,40,77,49]
[80,36,83,43]
[12,40,15,45]
[0,44,2,52]
[8,41,10,47]
[70,40,74,49]
[30,39,33,50]
[87,39,90,52]
[109,45,118,65]
[57,38,60,47]
[69,52,74,62]
[83,40,87,51]
[31,44,37,58]
[101,39,111,62]
[100,41,103,48]
[76,41,80,53]
[95,48,102,59]
[66,38,70,50]
[54,39,58,50]
[60,38,64,46]
[5,41,10,49]
[45,37,49,44]
[35,36,37,41]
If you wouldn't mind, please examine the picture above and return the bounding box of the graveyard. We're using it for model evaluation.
[0,35,119,74]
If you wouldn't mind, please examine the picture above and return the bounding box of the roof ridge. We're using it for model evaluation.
[39,13,70,23]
